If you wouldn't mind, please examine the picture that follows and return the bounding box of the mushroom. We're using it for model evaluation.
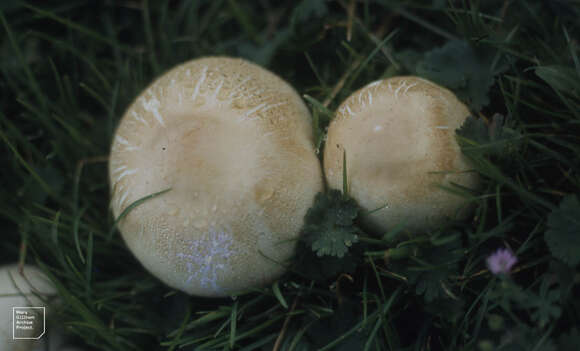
[324,76,480,233]
[109,57,323,297]
[0,264,56,351]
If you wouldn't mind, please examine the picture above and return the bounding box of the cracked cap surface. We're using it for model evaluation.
[109,57,323,297]
[324,76,480,233]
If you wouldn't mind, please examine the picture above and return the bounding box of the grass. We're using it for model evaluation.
[1,0,579,350]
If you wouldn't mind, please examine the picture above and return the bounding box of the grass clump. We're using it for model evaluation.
[1,1,579,350]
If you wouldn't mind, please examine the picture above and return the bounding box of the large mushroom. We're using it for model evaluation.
[109,57,322,297]
[324,76,480,233]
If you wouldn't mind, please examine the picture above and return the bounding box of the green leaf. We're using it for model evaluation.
[416,39,508,111]
[414,269,449,302]
[549,260,575,299]
[289,0,328,47]
[529,285,562,328]
[294,243,360,281]
[456,114,490,145]
[238,28,291,66]
[311,227,357,258]
[390,235,462,302]
[535,65,580,98]
[18,165,65,205]
[544,195,580,266]
[290,0,328,27]
[455,114,523,158]
[490,325,557,351]
[302,190,361,258]
[294,190,364,280]
[395,49,423,73]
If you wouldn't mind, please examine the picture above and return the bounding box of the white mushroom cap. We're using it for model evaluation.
[324,76,480,233]
[0,264,56,351]
[109,57,322,297]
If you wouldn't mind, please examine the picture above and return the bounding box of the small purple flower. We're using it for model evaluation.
[486,248,517,275]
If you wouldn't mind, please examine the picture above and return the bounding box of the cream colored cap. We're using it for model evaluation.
[0,264,56,351]
[324,76,479,233]
[109,57,323,297]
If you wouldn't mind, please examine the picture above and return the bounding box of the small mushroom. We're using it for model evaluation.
[0,264,56,351]
[109,57,322,297]
[324,76,480,232]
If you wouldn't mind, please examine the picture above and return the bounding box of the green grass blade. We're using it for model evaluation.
[108,188,172,240]
[272,281,288,309]
[230,300,238,349]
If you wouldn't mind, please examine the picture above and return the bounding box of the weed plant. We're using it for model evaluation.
[1,1,579,350]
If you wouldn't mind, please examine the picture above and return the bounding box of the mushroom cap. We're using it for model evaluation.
[109,57,323,297]
[324,76,480,233]
[0,264,56,351]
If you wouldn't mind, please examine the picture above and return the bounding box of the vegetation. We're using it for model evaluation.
[1,1,579,350]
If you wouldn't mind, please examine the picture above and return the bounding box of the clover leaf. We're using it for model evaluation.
[545,195,580,267]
